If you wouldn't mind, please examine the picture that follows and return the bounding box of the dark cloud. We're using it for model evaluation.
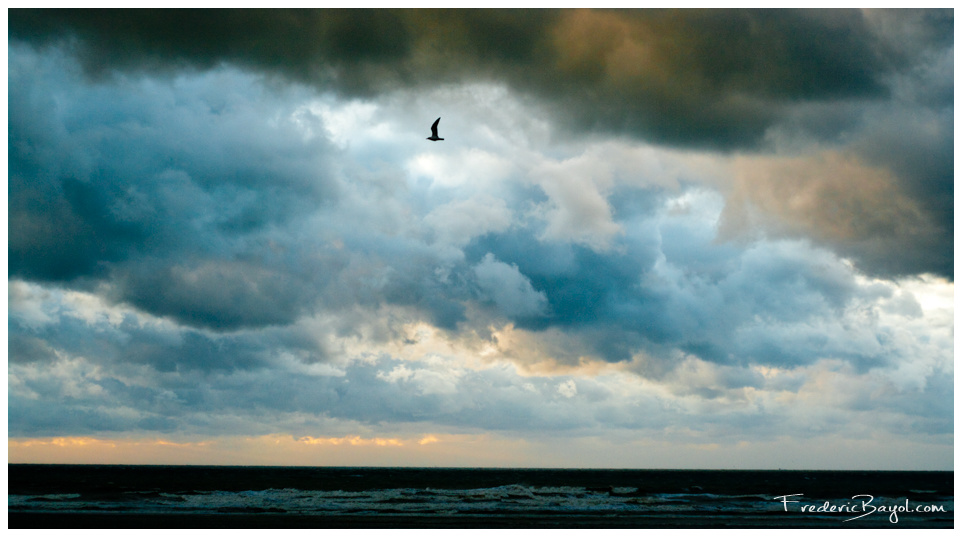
[10,9,949,149]
[111,260,323,331]
[534,9,894,147]
[8,334,59,364]
[7,9,411,83]
[10,8,951,281]
[8,45,341,329]
[8,398,135,436]
[720,148,952,279]
[6,10,952,464]
[11,8,952,280]
[849,107,954,278]
[464,214,877,368]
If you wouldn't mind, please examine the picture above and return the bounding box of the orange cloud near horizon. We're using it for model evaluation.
[7,433,524,467]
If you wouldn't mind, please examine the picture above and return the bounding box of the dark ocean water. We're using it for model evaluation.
[7,465,953,528]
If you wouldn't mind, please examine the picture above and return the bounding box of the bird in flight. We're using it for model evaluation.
[427,117,444,141]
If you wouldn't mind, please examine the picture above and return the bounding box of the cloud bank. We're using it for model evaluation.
[7,9,953,469]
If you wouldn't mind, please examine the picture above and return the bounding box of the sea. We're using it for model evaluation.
[7,465,953,529]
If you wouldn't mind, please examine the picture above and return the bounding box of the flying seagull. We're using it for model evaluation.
[427,117,444,141]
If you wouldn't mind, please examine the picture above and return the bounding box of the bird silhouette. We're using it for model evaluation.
[427,117,444,141]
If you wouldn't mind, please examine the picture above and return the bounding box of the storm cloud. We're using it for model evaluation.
[8,10,950,146]
[7,9,953,469]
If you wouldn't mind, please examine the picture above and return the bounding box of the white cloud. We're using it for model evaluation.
[557,379,578,398]
[530,153,622,251]
[8,280,57,329]
[301,99,385,147]
[424,195,513,248]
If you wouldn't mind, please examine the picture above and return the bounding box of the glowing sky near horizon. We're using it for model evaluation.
[7,9,954,469]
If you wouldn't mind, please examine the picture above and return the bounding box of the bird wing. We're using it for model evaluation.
[431,117,441,137]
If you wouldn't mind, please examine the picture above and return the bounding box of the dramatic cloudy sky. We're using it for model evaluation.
[7,9,954,469]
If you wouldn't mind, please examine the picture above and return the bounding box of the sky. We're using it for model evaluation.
[6,9,955,469]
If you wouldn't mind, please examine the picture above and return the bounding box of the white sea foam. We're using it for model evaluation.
[11,486,936,520]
